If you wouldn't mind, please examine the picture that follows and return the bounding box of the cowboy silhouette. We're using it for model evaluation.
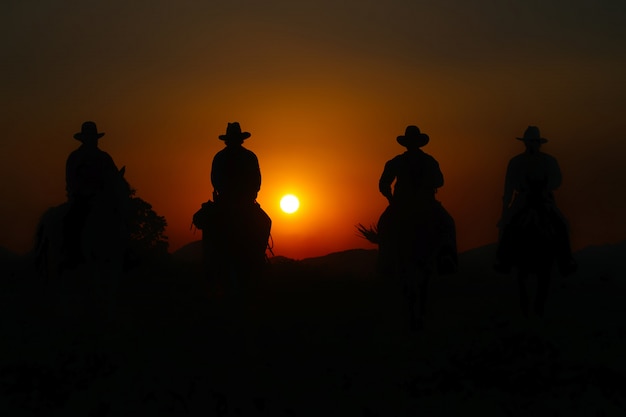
[372,125,456,331]
[378,125,457,274]
[494,126,577,275]
[200,122,270,291]
[211,122,261,207]
[62,121,121,267]
[379,125,443,206]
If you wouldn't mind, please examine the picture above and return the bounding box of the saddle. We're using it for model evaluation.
[377,200,458,275]
[192,200,214,231]
[194,199,272,263]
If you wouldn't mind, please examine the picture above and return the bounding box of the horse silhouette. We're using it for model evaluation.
[195,199,271,297]
[34,167,132,318]
[496,177,560,317]
[359,200,457,331]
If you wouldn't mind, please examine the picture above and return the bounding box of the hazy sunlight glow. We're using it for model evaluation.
[280,194,300,214]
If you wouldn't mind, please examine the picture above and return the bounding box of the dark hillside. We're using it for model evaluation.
[1,242,625,415]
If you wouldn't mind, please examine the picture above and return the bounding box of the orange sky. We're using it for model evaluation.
[2,1,626,259]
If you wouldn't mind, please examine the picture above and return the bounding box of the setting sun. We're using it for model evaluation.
[280,194,300,214]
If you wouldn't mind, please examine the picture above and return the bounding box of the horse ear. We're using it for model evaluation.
[119,166,126,177]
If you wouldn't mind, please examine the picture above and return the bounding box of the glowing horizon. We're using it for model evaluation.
[2,1,625,260]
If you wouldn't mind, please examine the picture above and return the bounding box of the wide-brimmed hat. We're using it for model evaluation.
[74,121,105,141]
[397,125,429,148]
[219,122,251,141]
[517,126,548,143]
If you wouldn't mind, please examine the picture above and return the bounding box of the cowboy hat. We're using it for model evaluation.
[397,125,429,148]
[517,126,548,143]
[219,122,251,141]
[74,121,105,141]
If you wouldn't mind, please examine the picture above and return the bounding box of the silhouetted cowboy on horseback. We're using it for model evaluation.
[494,126,577,276]
[200,122,270,291]
[378,125,457,276]
[375,124,457,331]
[62,121,121,268]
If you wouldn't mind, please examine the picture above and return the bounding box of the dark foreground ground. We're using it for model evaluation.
[1,244,626,416]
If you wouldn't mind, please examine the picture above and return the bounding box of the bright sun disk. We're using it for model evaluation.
[280,194,300,214]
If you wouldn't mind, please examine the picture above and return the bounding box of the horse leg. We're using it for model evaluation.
[202,233,223,299]
[80,256,123,331]
[417,270,430,318]
[227,262,240,296]
[403,264,427,332]
[517,270,530,318]
[411,265,432,332]
[403,274,420,332]
[534,269,551,318]
[102,259,123,323]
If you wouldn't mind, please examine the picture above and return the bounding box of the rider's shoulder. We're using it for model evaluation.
[410,149,440,167]
[421,151,439,164]
[508,152,534,165]
[241,146,258,158]
[66,148,81,160]
[530,152,560,167]
[508,152,559,168]
[97,148,115,159]
[234,146,259,164]
[385,153,406,166]
[66,146,91,163]
[538,151,558,162]
[509,152,527,162]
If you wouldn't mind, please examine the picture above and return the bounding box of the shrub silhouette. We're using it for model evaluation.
[126,187,169,262]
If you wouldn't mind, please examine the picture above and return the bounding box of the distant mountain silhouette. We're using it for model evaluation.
[572,240,626,283]
[170,240,625,281]
[171,239,203,263]
[456,241,625,281]
[171,241,378,278]
[267,255,296,264]
[298,248,378,278]
[0,247,29,286]
[0,246,19,263]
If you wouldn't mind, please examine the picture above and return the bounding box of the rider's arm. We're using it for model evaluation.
[210,154,223,195]
[379,160,395,203]
[425,157,444,190]
[546,155,562,191]
[65,151,82,200]
[502,158,517,211]
[65,158,75,199]
[101,152,120,190]
[253,154,261,193]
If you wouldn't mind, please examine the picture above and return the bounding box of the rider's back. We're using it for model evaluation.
[66,145,119,200]
[506,152,561,188]
[380,149,443,207]
[211,145,261,205]
[504,151,562,218]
